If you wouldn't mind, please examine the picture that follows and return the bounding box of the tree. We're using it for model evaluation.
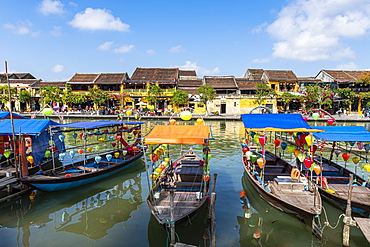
[62,84,87,107]
[40,86,64,106]
[146,84,163,108]
[171,90,188,108]
[88,87,109,107]
[254,83,276,105]
[18,90,31,103]
[304,85,333,110]
[197,85,216,115]
[357,72,370,86]
[335,88,356,112]
[279,92,301,112]
[0,85,17,104]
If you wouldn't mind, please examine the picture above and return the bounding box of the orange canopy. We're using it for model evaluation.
[144,125,210,145]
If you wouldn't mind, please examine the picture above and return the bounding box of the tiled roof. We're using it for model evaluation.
[178,88,199,95]
[179,70,197,77]
[2,79,41,86]
[235,79,261,89]
[245,69,264,80]
[130,68,179,81]
[177,79,202,87]
[95,73,128,84]
[204,76,237,88]
[264,70,297,81]
[297,77,321,83]
[31,81,67,88]
[323,70,366,82]
[68,73,99,83]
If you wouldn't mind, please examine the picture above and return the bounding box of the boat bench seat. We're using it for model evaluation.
[313,176,349,180]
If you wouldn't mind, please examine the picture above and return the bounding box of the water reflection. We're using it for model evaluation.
[0,160,145,246]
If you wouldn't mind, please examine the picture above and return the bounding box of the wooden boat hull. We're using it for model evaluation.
[242,151,321,220]
[20,151,143,192]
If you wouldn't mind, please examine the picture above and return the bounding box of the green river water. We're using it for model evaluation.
[0,119,369,247]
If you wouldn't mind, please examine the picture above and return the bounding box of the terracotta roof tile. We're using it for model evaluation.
[235,79,261,89]
[130,68,179,81]
[177,79,202,87]
[179,70,197,77]
[204,76,237,88]
[95,73,128,84]
[31,81,67,88]
[245,69,264,80]
[178,88,199,95]
[297,77,321,83]
[323,70,366,82]
[264,70,297,80]
[2,79,41,86]
[68,73,99,83]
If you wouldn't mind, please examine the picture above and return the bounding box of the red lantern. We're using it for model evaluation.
[111,142,117,147]
[242,147,250,153]
[258,135,267,146]
[78,149,84,154]
[310,145,318,154]
[78,133,84,139]
[150,154,158,162]
[273,139,281,147]
[342,153,350,161]
[303,116,308,121]
[304,158,313,169]
[116,135,122,141]
[327,119,335,125]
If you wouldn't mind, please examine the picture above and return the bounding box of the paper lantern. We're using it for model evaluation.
[334,149,341,157]
[250,154,258,163]
[95,145,101,151]
[297,152,305,162]
[196,118,203,125]
[241,143,248,148]
[98,138,104,144]
[245,151,252,160]
[310,145,318,154]
[249,132,256,138]
[304,158,313,169]
[122,150,127,156]
[72,133,78,139]
[364,164,370,173]
[164,157,170,163]
[169,119,176,125]
[352,157,360,164]
[69,150,76,158]
[287,145,295,153]
[116,135,122,141]
[242,147,250,153]
[27,156,34,164]
[111,142,116,147]
[365,144,370,153]
[45,150,51,158]
[59,134,65,142]
[327,119,335,125]
[303,116,308,121]
[313,165,321,175]
[126,110,132,116]
[106,154,113,162]
[293,149,300,158]
[257,158,265,168]
[65,174,71,178]
[281,142,288,150]
[87,147,92,153]
[109,136,114,141]
[305,135,314,146]
[114,152,120,158]
[180,111,192,121]
[95,156,102,164]
[43,108,53,115]
[342,153,350,162]
[258,135,267,146]
[273,139,281,147]
[78,149,84,154]
[312,112,319,120]
[357,142,365,150]
[150,154,158,162]
[59,153,66,161]
[78,133,84,139]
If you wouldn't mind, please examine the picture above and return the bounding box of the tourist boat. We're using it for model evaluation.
[0,118,63,177]
[20,120,144,192]
[310,126,370,217]
[240,114,323,219]
[145,124,212,226]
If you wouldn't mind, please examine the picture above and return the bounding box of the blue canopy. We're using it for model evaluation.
[52,120,144,129]
[0,111,26,119]
[313,126,370,142]
[241,114,314,131]
[0,119,57,136]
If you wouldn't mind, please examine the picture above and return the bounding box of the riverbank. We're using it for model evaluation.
[19,111,370,122]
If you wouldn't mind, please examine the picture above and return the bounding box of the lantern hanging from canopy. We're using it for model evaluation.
[43,107,53,116]
[273,139,281,147]
[312,112,319,120]
[313,164,321,175]
[334,149,341,157]
[297,152,305,162]
[257,158,265,169]
[281,142,288,150]
[327,119,335,125]
[352,157,360,164]
[180,111,192,121]
[27,156,34,164]
[304,158,313,169]
[95,156,102,164]
[78,149,84,154]
[357,142,365,150]
[258,135,267,146]
[305,135,314,146]
[364,144,370,153]
[169,119,176,125]
[59,134,65,142]
[364,164,370,173]
[342,153,350,162]
[44,150,51,158]
[59,153,66,161]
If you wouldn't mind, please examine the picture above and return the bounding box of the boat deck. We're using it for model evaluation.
[327,184,370,205]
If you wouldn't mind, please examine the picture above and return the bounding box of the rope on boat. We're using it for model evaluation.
[321,206,345,230]
[165,219,180,247]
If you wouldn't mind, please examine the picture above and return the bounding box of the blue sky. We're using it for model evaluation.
[1,0,370,81]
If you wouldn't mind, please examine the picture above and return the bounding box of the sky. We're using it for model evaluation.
[1,0,370,81]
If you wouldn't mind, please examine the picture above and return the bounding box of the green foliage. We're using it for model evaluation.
[40,86,64,105]
[279,92,301,110]
[357,72,370,86]
[0,86,17,103]
[304,85,334,109]
[197,85,216,114]
[18,90,31,103]
[88,87,109,106]
[335,88,356,107]
[172,90,188,107]
[62,85,87,105]
[254,83,276,105]
[146,84,163,106]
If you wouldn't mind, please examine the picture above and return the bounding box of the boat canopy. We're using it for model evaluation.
[52,120,144,129]
[241,114,323,132]
[0,111,26,119]
[144,125,210,145]
[0,119,57,136]
[313,126,370,142]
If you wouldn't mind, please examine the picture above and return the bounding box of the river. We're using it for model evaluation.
[0,119,368,247]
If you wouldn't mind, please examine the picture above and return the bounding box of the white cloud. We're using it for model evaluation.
[3,21,39,36]
[266,0,370,61]
[176,61,220,77]
[113,44,135,53]
[252,58,270,64]
[39,0,64,16]
[50,26,62,36]
[170,45,184,53]
[147,49,156,55]
[52,64,64,73]
[336,62,360,70]
[98,41,114,51]
[68,8,130,32]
